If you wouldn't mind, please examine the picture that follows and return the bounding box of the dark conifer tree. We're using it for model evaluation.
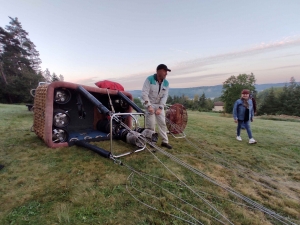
[43,68,51,83]
[282,77,300,116]
[51,73,60,82]
[0,17,44,103]
[277,85,290,115]
[5,17,41,73]
[199,93,207,109]
[167,95,174,105]
[258,88,279,115]
[59,74,64,81]
[294,85,300,116]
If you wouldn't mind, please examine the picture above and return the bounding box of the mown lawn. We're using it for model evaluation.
[0,104,299,225]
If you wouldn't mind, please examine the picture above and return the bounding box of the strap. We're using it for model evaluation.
[106,89,115,113]
[76,93,86,119]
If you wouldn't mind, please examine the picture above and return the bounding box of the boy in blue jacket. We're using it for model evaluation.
[233,89,257,144]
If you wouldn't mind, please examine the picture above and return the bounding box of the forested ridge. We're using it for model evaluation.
[132,75,300,116]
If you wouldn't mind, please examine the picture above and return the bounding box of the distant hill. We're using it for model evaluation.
[128,83,288,99]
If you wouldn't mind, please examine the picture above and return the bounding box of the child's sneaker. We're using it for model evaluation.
[249,138,257,144]
[236,136,242,141]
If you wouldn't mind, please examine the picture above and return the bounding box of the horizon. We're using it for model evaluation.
[127,81,292,91]
[1,1,300,90]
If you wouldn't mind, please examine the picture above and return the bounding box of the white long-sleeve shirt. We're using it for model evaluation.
[141,74,169,109]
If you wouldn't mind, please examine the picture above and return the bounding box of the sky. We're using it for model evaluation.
[1,0,300,90]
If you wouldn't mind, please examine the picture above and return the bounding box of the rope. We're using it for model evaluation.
[109,115,298,225]
[163,118,298,224]
[106,89,115,113]
[133,172,264,211]
[125,165,227,224]
[166,117,299,201]
[127,173,203,225]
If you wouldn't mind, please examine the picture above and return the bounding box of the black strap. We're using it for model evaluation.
[76,93,86,119]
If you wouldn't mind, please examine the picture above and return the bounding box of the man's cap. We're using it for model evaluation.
[241,89,250,94]
[157,64,171,72]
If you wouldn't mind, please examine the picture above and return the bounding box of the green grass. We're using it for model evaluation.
[0,104,299,224]
[258,115,300,123]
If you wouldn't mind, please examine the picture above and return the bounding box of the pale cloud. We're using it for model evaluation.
[70,76,99,87]
[171,73,233,81]
[274,53,300,58]
[168,73,234,88]
[175,35,300,70]
[169,48,190,54]
[73,36,300,90]
[254,64,300,71]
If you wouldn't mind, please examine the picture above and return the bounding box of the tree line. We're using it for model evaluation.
[0,17,63,103]
[219,73,299,117]
[165,73,256,112]
[163,73,299,118]
[166,93,214,112]
[257,77,300,116]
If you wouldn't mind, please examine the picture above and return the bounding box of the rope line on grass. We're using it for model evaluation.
[126,172,205,225]
[153,146,294,224]
[166,117,299,202]
[110,119,232,224]
[134,172,268,211]
[125,164,228,224]
[112,118,298,225]
[164,118,298,225]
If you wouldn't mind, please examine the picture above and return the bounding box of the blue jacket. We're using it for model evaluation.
[233,99,254,121]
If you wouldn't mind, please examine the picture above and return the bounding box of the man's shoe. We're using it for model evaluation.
[236,136,242,141]
[249,138,257,144]
[161,142,172,149]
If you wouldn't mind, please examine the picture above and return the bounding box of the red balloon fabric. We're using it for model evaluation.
[95,80,125,91]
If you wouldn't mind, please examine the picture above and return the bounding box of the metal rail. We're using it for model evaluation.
[110,112,146,158]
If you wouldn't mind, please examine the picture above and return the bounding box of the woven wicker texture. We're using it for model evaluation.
[30,81,133,148]
[33,85,49,140]
[166,103,188,134]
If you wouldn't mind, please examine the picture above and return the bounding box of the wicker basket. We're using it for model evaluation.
[33,81,132,148]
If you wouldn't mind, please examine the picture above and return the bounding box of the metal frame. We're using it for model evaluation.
[165,105,186,139]
[110,112,146,158]
[167,121,186,139]
[169,131,186,139]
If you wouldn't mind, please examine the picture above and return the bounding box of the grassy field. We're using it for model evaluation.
[0,104,299,225]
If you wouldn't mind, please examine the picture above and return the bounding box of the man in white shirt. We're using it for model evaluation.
[141,64,172,149]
